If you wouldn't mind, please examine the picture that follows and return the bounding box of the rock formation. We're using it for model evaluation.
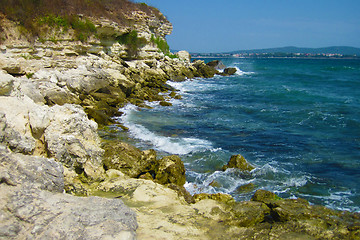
[0,1,359,239]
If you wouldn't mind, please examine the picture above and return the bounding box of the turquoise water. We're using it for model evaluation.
[118,58,360,212]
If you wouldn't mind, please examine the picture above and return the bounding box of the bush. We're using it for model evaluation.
[151,35,170,54]
[117,30,147,59]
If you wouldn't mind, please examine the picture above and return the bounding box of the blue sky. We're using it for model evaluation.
[137,0,360,53]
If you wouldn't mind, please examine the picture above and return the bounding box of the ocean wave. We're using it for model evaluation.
[118,104,214,155]
[232,66,255,76]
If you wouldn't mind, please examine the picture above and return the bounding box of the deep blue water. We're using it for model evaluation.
[118,58,360,212]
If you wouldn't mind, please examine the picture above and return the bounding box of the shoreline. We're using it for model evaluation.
[1,12,360,240]
[192,56,360,60]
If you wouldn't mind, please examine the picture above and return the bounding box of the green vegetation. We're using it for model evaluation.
[0,0,168,40]
[36,14,97,42]
[116,30,147,59]
[26,72,34,78]
[151,35,170,54]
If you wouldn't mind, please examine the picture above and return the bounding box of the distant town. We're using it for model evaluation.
[191,52,359,59]
[190,46,360,59]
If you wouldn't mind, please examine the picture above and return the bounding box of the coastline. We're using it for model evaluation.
[1,10,360,240]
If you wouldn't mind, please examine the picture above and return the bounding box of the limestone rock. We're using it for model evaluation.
[0,147,64,192]
[222,154,255,171]
[61,65,111,94]
[0,96,38,154]
[1,186,137,240]
[44,104,105,181]
[155,155,186,186]
[1,58,25,75]
[176,50,191,62]
[0,71,14,96]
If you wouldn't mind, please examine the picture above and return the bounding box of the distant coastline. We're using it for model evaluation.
[189,46,360,59]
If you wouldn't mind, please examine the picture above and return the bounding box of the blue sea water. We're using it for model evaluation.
[117,58,360,212]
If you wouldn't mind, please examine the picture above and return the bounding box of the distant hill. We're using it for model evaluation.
[227,46,360,56]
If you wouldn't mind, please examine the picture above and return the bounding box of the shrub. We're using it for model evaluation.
[151,35,170,54]
[117,30,147,59]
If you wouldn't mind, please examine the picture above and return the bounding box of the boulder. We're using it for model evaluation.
[0,71,14,96]
[0,147,64,192]
[176,50,191,62]
[44,104,105,181]
[251,189,282,204]
[206,60,226,71]
[0,147,137,239]
[222,154,255,171]
[192,60,217,78]
[155,155,186,186]
[0,96,38,154]
[223,67,237,76]
[103,141,158,178]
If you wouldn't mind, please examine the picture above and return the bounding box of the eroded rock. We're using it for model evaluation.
[222,154,255,171]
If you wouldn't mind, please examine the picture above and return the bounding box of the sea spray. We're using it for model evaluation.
[117,58,360,212]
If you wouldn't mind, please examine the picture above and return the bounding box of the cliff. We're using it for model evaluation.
[0,1,359,239]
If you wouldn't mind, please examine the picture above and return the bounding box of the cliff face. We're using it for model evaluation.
[1,2,359,240]
[0,0,172,60]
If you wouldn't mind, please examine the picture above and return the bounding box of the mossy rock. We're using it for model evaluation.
[251,189,282,204]
[159,101,172,106]
[155,155,186,186]
[222,154,254,171]
[236,183,256,193]
[102,141,158,178]
[193,193,235,204]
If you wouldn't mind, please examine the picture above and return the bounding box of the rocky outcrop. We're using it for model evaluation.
[222,154,255,171]
[1,7,359,240]
[103,141,186,187]
[0,146,137,239]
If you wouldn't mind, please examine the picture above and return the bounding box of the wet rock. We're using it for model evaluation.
[192,60,218,78]
[222,67,237,76]
[206,60,226,70]
[251,189,282,204]
[226,201,271,227]
[159,101,172,106]
[236,182,256,193]
[222,154,255,171]
[155,155,186,186]
[103,141,158,178]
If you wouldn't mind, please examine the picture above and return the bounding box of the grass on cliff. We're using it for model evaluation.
[117,30,147,59]
[0,0,168,40]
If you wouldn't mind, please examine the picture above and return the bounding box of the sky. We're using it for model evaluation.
[136,0,360,53]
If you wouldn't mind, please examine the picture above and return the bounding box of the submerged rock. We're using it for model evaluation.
[222,67,237,76]
[222,154,255,171]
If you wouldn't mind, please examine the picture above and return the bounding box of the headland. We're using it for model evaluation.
[0,1,359,239]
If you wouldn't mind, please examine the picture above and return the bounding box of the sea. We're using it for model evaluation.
[112,58,360,212]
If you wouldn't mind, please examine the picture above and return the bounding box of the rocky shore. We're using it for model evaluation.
[1,2,360,239]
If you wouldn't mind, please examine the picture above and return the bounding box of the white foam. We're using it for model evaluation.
[118,104,213,155]
[232,66,255,76]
